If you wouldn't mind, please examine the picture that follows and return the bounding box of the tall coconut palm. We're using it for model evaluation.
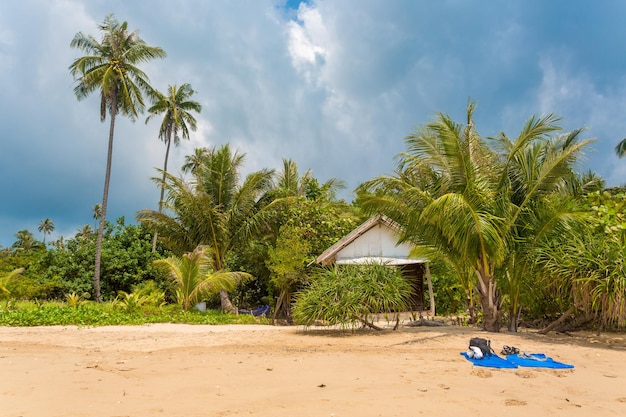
[69,14,166,301]
[137,144,274,312]
[360,102,591,332]
[38,218,55,245]
[146,83,202,251]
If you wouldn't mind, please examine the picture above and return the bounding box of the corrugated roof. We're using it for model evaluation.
[336,256,426,266]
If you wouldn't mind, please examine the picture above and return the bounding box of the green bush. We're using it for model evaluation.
[293,263,412,330]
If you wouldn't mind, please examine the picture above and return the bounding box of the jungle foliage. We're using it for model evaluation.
[2,95,626,332]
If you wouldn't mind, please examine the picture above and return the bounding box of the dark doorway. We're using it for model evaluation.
[401,263,425,311]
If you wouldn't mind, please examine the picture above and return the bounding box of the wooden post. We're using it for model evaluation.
[425,263,435,317]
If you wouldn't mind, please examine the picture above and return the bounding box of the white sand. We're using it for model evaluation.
[1,323,625,416]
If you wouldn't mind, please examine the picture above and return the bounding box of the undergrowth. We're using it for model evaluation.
[0,300,267,327]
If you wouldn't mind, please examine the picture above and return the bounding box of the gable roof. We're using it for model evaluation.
[315,214,426,266]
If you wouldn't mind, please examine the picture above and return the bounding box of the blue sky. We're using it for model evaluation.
[1,0,625,247]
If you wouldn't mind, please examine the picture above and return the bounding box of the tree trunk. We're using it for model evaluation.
[480,294,501,332]
[538,305,578,335]
[271,289,292,324]
[476,264,501,332]
[353,315,383,331]
[93,102,117,303]
[219,289,237,313]
[425,263,435,317]
[152,133,172,252]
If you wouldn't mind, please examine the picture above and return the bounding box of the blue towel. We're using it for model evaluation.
[240,305,271,317]
[505,353,574,369]
[460,352,518,368]
[251,305,270,317]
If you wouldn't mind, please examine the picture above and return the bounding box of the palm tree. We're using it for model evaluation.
[137,144,274,312]
[274,158,308,197]
[154,246,250,311]
[360,102,591,332]
[12,230,39,251]
[146,83,202,251]
[38,218,55,245]
[182,147,209,175]
[269,158,346,202]
[52,236,66,250]
[616,138,626,158]
[76,225,94,240]
[92,203,102,229]
[69,14,166,301]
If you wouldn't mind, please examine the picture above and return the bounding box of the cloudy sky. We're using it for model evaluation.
[1,0,626,247]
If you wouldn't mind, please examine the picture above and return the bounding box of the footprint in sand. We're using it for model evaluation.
[516,369,537,379]
[471,368,492,378]
[505,399,528,406]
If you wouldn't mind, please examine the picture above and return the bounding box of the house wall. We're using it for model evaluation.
[335,224,412,261]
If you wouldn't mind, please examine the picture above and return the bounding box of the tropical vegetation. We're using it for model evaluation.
[2,14,625,333]
[146,83,202,251]
[154,246,250,311]
[359,102,594,332]
[137,144,274,313]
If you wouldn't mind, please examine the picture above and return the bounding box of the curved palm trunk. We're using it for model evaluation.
[219,289,237,313]
[94,102,117,302]
[152,133,172,252]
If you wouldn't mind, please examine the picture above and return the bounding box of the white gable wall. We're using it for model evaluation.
[335,224,412,261]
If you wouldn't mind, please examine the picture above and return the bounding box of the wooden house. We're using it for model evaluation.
[315,214,434,315]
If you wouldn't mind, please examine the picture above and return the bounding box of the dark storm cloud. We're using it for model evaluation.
[1,0,625,247]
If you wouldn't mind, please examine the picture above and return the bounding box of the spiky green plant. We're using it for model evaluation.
[293,263,412,330]
[65,292,89,308]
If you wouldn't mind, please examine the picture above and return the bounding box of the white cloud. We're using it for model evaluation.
[287,6,328,86]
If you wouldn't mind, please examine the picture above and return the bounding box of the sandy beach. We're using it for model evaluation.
[1,322,625,417]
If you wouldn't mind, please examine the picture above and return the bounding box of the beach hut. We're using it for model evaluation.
[315,214,434,315]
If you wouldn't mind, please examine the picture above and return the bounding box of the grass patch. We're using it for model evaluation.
[0,300,268,327]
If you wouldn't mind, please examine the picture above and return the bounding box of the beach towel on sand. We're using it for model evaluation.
[505,353,574,369]
[460,352,518,368]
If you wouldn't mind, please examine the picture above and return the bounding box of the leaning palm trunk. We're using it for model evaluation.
[220,289,237,313]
